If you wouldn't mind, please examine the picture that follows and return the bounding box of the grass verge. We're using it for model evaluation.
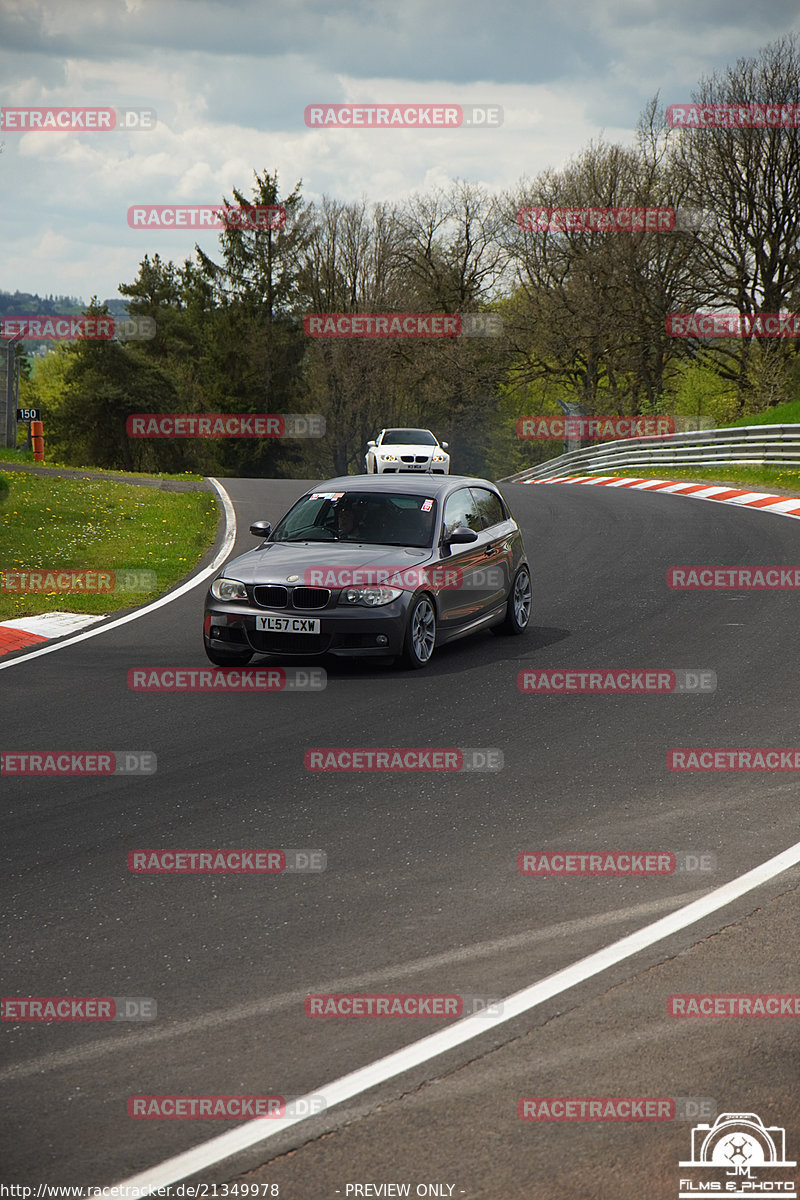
[727,400,800,426]
[0,447,204,482]
[0,470,218,621]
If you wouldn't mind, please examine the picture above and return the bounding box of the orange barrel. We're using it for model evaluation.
[31,420,43,437]
[31,420,44,461]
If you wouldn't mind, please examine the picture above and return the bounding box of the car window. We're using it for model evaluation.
[380,429,437,446]
[270,493,335,541]
[469,487,506,531]
[272,491,435,547]
[442,488,481,539]
[381,499,436,546]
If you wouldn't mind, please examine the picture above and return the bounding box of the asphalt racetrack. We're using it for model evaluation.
[2,478,799,1198]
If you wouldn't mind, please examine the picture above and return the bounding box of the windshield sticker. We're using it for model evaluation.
[421,499,434,512]
[309,492,344,501]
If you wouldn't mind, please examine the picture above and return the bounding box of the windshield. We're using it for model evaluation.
[271,491,438,547]
[380,429,438,446]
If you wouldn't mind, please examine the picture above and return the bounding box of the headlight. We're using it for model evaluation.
[340,585,402,607]
[210,577,248,601]
[379,454,397,462]
[432,453,447,462]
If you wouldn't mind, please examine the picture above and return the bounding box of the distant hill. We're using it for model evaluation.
[0,290,132,352]
[0,289,85,315]
[0,289,130,317]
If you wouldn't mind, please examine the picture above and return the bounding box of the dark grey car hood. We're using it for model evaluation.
[223,541,435,585]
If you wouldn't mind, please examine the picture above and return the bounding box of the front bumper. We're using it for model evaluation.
[376,464,448,474]
[204,598,411,658]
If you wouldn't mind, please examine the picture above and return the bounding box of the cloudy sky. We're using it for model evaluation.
[1,0,798,304]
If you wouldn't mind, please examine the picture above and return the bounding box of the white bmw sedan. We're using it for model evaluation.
[365,428,450,474]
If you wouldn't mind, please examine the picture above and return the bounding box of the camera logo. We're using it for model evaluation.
[679,1111,796,1197]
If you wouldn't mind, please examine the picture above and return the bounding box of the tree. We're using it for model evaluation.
[46,300,212,472]
[193,170,311,476]
[501,131,708,417]
[670,34,800,409]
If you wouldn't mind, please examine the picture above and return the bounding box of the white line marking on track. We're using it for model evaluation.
[105,837,800,1194]
[2,890,708,1084]
[0,479,236,671]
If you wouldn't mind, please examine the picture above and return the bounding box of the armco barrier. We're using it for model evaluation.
[500,424,800,483]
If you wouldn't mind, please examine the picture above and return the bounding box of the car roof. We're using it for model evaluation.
[380,427,435,435]
[307,475,500,496]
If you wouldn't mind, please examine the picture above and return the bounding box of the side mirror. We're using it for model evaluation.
[367,439,376,448]
[441,441,449,449]
[446,526,478,545]
[250,520,272,539]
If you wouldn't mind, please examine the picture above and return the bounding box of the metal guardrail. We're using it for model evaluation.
[500,424,800,483]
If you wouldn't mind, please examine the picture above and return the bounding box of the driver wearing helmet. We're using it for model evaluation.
[335,495,367,540]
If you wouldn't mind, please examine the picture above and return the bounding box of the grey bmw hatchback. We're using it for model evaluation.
[203,475,531,669]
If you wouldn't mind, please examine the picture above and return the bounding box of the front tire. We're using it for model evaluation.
[204,643,254,666]
[492,565,531,636]
[401,594,436,668]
